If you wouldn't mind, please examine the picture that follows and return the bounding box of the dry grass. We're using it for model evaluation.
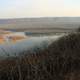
[0,32,80,80]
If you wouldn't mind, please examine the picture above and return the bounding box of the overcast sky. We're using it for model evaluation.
[0,0,80,18]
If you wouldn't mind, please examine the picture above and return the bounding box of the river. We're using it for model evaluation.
[0,33,64,59]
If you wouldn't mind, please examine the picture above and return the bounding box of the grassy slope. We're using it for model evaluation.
[0,32,80,80]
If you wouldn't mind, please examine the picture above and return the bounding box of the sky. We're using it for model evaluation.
[0,0,80,18]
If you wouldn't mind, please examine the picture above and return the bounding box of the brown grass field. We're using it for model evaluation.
[0,31,27,44]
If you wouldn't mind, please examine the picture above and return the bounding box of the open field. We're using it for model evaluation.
[0,17,79,33]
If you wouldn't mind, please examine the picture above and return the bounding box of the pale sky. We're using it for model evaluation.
[0,0,80,18]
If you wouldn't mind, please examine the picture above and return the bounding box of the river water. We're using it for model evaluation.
[0,34,64,59]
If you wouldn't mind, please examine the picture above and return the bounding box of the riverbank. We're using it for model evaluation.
[0,32,80,80]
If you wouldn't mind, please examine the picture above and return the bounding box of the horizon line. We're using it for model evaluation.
[1,16,80,19]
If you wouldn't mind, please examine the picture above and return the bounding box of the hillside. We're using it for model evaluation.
[0,32,79,80]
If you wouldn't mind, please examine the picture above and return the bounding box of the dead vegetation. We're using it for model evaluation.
[0,32,80,80]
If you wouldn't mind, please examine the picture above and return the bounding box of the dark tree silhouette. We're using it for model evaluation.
[77,26,80,32]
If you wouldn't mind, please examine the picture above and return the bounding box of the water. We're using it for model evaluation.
[0,34,64,59]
